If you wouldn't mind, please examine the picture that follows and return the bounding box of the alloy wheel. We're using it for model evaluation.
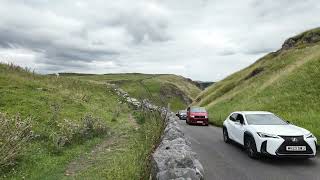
[223,128,229,143]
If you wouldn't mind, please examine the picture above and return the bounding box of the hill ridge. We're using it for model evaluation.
[194,28,320,139]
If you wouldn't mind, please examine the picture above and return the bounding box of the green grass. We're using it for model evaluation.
[71,112,165,180]
[194,29,320,139]
[0,64,165,179]
[65,73,201,112]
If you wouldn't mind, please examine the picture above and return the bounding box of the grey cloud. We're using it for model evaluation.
[217,50,236,56]
[243,48,274,55]
[109,3,171,43]
[0,0,170,69]
[125,20,170,43]
[1,0,320,81]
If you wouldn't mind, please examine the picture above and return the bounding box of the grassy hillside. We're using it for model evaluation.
[194,28,320,138]
[64,73,201,112]
[0,64,164,179]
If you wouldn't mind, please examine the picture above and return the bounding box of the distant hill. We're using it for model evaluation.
[194,27,320,138]
[193,81,215,90]
[66,73,202,111]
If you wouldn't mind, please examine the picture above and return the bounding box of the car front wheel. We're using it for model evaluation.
[223,127,230,143]
[245,136,258,159]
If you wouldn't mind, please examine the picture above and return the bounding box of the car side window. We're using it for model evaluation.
[236,114,244,124]
[229,113,238,121]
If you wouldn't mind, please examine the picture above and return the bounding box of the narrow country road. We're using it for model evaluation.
[177,120,320,180]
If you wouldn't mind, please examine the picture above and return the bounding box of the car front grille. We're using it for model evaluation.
[276,136,313,155]
[195,116,205,118]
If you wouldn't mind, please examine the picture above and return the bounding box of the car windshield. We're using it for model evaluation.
[245,114,288,125]
[190,107,206,113]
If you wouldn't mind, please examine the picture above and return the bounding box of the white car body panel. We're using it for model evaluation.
[249,124,309,136]
[228,121,245,144]
[223,111,317,157]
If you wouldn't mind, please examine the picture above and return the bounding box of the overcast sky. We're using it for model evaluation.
[0,0,319,81]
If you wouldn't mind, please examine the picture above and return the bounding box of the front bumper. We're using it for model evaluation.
[257,136,317,157]
[188,118,208,125]
[180,115,187,120]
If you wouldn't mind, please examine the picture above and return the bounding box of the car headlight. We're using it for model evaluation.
[205,116,208,118]
[190,115,195,118]
[305,133,315,139]
[257,132,280,138]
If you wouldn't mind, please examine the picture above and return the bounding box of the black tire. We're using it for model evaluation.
[245,136,259,159]
[223,127,230,143]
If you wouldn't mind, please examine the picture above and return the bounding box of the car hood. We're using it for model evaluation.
[249,124,309,136]
[190,112,207,116]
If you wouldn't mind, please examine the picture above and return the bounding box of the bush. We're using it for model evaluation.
[50,114,108,152]
[81,114,108,137]
[50,118,81,151]
[0,113,32,168]
[134,111,146,124]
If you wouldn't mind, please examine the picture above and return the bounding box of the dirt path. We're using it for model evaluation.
[259,48,320,90]
[64,136,116,177]
[128,113,139,130]
[64,114,139,177]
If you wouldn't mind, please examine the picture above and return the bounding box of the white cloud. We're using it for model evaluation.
[0,0,320,81]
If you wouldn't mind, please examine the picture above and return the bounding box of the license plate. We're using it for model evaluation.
[197,121,203,123]
[286,146,306,151]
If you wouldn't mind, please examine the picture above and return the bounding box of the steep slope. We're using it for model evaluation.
[66,73,201,111]
[193,81,215,90]
[194,27,320,138]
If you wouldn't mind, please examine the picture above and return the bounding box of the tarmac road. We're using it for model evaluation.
[177,120,320,180]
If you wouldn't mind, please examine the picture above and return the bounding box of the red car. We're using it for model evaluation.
[186,107,209,126]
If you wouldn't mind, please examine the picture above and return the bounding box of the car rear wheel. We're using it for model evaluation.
[245,136,258,159]
[223,127,230,143]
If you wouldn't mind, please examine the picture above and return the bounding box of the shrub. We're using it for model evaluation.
[50,114,108,152]
[0,113,32,169]
[49,133,69,152]
[50,118,81,151]
[81,114,108,137]
[134,111,146,124]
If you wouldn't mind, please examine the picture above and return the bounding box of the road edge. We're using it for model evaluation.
[150,113,205,180]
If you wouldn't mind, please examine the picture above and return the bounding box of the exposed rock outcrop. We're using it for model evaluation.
[282,28,320,50]
[160,83,192,105]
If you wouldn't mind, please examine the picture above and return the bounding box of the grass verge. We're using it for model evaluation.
[0,63,165,179]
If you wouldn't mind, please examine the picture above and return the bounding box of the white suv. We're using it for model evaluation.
[223,111,317,158]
